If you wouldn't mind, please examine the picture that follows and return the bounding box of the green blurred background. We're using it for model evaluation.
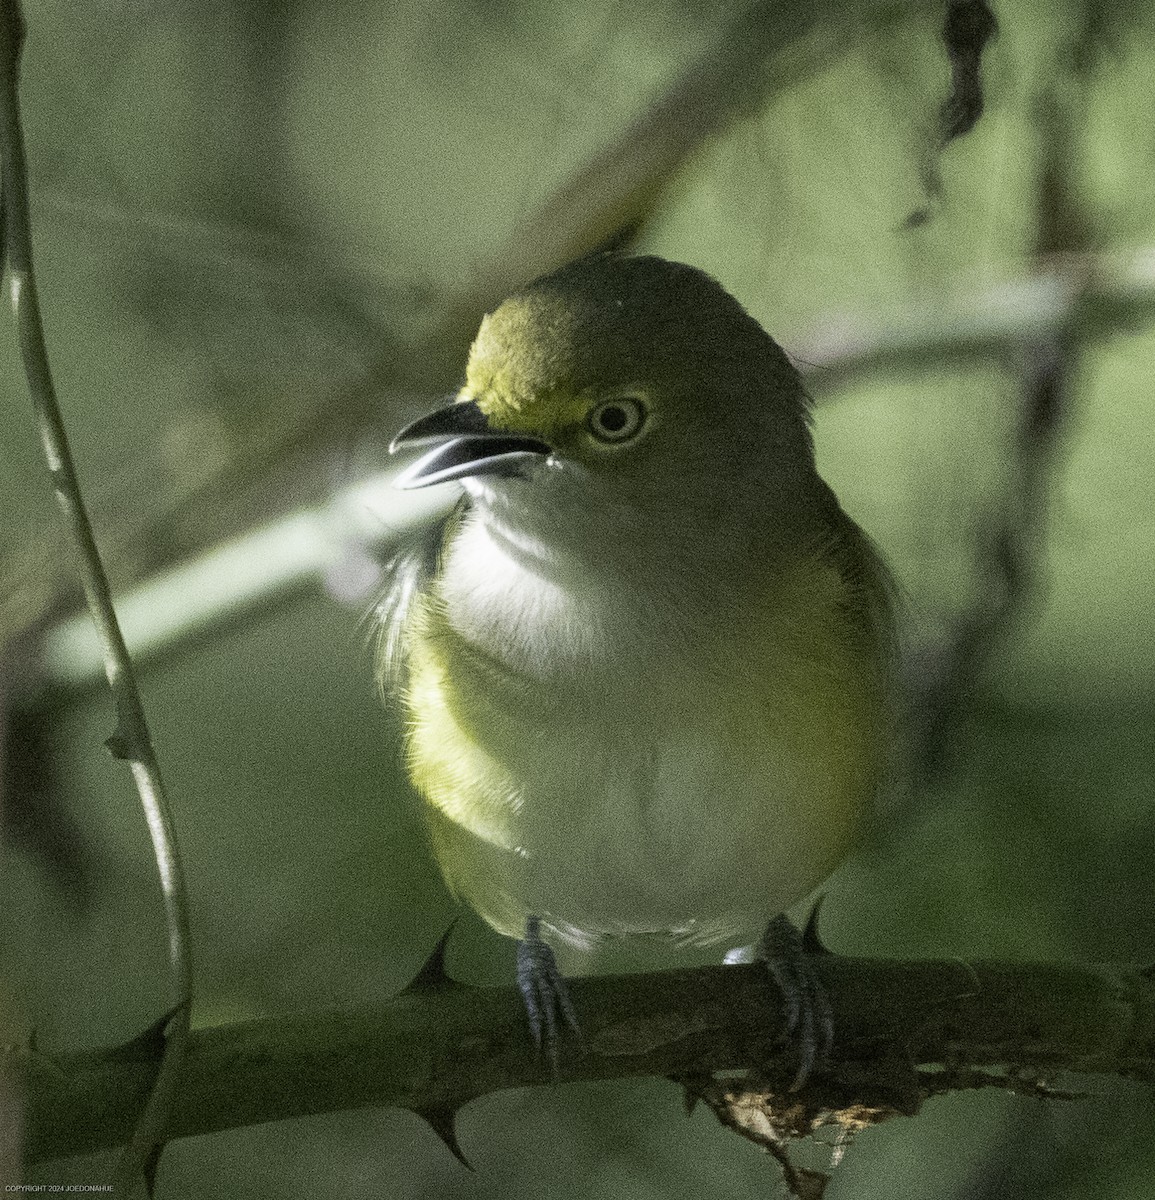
[2,0,1154,1195]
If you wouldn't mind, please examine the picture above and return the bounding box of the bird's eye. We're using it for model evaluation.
[587,396,647,444]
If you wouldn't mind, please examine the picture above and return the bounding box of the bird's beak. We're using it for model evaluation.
[389,399,552,490]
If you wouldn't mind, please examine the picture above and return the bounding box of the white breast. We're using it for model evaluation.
[427,508,860,961]
[438,509,614,680]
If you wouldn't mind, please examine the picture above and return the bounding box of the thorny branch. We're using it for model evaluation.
[15,955,1155,1179]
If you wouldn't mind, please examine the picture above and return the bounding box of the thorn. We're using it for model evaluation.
[399,920,460,996]
[143,1142,164,1196]
[104,731,132,761]
[413,1106,473,1171]
[669,1072,708,1116]
[801,896,831,955]
[105,1006,181,1062]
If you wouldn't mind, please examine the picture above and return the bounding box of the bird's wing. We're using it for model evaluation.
[830,509,902,673]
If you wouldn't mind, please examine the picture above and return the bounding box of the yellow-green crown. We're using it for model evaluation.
[464,254,807,437]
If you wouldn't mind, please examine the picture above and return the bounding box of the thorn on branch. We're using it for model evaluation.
[412,1106,474,1171]
[802,896,832,955]
[668,1070,714,1117]
[398,920,462,996]
[105,1007,180,1064]
[104,732,132,761]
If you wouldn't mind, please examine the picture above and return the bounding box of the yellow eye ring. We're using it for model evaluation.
[587,396,647,444]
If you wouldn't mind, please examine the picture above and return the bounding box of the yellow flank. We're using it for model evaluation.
[404,603,525,854]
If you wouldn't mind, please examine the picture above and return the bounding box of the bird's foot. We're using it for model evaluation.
[759,912,833,1090]
[724,911,833,1090]
[515,916,581,1072]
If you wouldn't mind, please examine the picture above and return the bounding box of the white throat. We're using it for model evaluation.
[438,497,613,679]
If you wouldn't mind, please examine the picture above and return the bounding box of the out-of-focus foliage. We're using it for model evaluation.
[2,0,1154,1196]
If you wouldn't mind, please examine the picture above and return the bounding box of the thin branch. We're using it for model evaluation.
[438,0,862,322]
[909,329,1070,777]
[0,1,191,1190]
[795,248,1155,387]
[907,0,999,224]
[17,955,1155,1166]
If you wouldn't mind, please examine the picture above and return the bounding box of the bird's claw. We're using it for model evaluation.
[516,916,581,1071]
[760,912,834,1090]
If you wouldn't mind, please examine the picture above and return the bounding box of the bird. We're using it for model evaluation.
[381,253,895,1083]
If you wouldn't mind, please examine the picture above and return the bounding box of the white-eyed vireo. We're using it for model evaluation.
[384,253,895,1079]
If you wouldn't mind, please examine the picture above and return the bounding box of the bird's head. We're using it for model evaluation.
[391,255,820,549]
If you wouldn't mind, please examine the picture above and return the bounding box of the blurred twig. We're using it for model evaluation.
[32,470,454,694]
[903,76,1088,779]
[0,2,191,1192]
[797,248,1155,387]
[439,0,860,323]
[27,244,1155,695]
[908,0,999,222]
[906,329,1071,776]
[1,0,931,661]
